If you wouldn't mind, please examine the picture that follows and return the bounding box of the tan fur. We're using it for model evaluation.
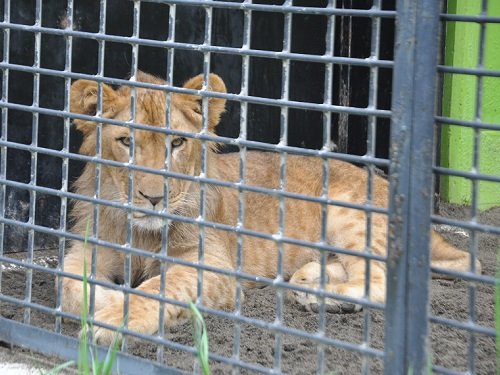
[61,72,481,344]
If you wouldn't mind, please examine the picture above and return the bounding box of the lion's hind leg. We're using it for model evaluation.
[289,255,386,313]
[430,231,482,277]
[289,202,390,313]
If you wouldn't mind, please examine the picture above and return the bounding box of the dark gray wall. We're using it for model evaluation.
[0,0,394,252]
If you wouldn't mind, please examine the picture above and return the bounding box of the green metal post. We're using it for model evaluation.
[441,0,500,210]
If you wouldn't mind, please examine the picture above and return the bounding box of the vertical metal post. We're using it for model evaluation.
[197,4,214,309]
[466,2,488,372]
[122,0,141,352]
[317,1,336,373]
[384,1,442,374]
[0,0,11,294]
[362,1,382,373]
[274,1,293,372]
[24,0,43,325]
[89,0,107,320]
[55,0,74,334]
[157,2,176,364]
[232,3,252,373]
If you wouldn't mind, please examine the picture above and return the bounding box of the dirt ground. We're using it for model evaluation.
[0,203,497,374]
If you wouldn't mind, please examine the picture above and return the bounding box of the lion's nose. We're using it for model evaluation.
[139,191,163,207]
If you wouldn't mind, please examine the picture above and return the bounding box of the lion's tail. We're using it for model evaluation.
[430,231,482,277]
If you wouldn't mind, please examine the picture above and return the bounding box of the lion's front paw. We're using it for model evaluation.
[86,305,125,346]
[93,324,123,346]
[288,264,363,314]
[288,285,362,314]
[85,294,167,345]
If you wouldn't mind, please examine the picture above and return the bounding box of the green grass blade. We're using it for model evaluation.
[78,219,91,374]
[78,272,89,375]
[189,302,210,375]
[90,347,101,375]
[78,334,89,374]
[101,319,126,375]
[48,218,124,375]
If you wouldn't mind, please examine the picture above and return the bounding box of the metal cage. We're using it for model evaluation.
[0,1,497,374]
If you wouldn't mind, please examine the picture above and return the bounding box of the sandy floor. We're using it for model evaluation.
[0,203,497,374]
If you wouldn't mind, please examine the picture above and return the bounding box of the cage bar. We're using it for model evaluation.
[385,0,443,374]
[156,1,177,364]
[54,0,74,335]
[316,0,336,372]
[0,0,11,295]
[232,2,252,373]
[0,1,496,374]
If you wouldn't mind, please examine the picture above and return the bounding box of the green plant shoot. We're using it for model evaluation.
[189,302,210,375]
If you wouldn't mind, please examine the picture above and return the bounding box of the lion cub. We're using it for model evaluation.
[61,71,480,344]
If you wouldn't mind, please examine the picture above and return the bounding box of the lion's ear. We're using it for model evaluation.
[70,80,120,135]
[181,73,227,130]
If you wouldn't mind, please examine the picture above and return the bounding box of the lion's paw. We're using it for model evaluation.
[78,325,121,347]
[289,286,362,314]
[93,324,122,346]
[87,306,125,346]
[288,262,363,314]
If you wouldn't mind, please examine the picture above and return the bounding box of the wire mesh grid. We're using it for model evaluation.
[0,1,497,374]
[431,2,499,374]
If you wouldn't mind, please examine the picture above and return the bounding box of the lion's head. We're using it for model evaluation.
[70,71,227,231]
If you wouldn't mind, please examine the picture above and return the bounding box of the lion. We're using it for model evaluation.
[61,71,480,344]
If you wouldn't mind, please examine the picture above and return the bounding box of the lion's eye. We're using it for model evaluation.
[117,136,131,147]
[171,137,186,149]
